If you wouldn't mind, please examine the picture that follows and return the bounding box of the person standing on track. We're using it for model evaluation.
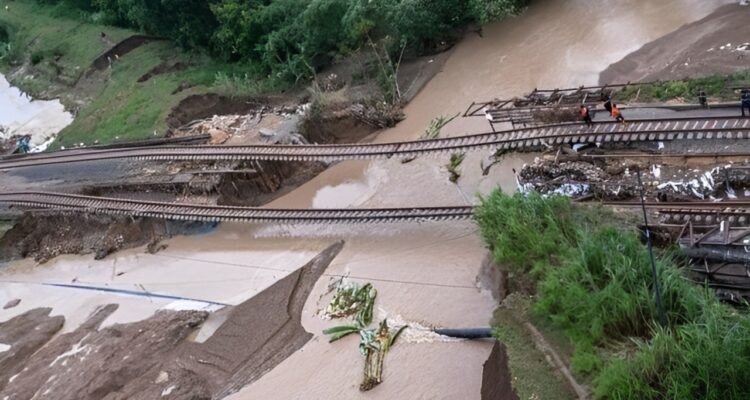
[580,105,592,127]
[611,103,625,124]
[698,89,708,108]
[741,89,750,117]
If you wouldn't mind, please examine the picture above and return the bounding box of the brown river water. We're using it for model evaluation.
[0,0,731,398]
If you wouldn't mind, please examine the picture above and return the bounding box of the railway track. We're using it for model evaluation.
[0,192,475,224]
[0,134,211,161]
[2,116,750,169]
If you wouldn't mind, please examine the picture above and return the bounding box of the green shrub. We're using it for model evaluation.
[30,49,45,65]
[596,304,750,400]
[469,0,528,24]
[474,192,578,278]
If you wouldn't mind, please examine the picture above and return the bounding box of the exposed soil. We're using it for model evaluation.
[600,4,750,83]
[166,94,290,131]
[216,161,327,206]
[87,35,166,74]
[481,341,519,400]
[478,252,509,302]
[0,242,343,400]
[137,62,188,83]
[0,214,214,264]
[0,304,209,400]
[0,308,65,392]
[300,105,380,144]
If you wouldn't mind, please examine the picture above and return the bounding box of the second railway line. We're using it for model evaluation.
[2,116,750,169]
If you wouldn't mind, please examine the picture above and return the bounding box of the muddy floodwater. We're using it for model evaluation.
[0,73,72,150]
[0,0,734,398]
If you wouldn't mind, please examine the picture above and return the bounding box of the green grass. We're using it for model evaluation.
[475,191,750,399]
[0,220,14,241]
[614,71,750,103]
[0,0,133,90]
[0,0,288,149]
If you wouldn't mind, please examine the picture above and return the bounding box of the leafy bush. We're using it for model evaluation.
[469,0,529,24]
[30,49,45,65]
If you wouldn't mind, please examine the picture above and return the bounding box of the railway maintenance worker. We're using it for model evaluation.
[698,89,707,108]
[611,103,626,124]
[742,89,750,117]
[579,105,592,127]
[601,94,613,113]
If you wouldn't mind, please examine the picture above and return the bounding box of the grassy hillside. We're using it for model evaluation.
[0,0,271,148]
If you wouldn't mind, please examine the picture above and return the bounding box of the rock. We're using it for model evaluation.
[208,128,230,144]
[3,299,20,309]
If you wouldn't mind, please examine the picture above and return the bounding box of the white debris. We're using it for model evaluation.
[161,385,177,397]
[657,141,664,150]
[29,136,55,153]
[651,164,661,179]
[50,339,89,367]
[572,143,586,152]
[551,183,589,197]
[161,300,223,312]
[375,308,460,344]
[155,371,169,384]
[0,343,10,353]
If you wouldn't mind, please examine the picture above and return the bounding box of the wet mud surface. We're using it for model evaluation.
[0,243,342,400]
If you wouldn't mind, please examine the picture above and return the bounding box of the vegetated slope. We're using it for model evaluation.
[0,0,285,149]
[476,192,750,399]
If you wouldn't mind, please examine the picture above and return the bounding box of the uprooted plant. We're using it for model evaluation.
[447,153,466,183]
[322,282,407,391]
[423,113,459,139]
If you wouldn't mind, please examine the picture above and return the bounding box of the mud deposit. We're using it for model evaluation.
[0,242,342,400]
[0,214,214,263]
[601,4,750,83]
[481,341,519,400]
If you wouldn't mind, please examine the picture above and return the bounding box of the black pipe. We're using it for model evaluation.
[433,327,493,339]
[682,246,750,264]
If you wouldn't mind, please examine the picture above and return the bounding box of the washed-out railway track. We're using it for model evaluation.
[2,116,750,169]
[0,192,475,224]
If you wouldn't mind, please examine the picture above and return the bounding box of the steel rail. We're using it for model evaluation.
[2,116,750,169]
[0,192,475,224]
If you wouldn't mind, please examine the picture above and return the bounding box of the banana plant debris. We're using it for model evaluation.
[323,282,407,391]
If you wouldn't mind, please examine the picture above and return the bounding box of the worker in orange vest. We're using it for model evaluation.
[579,105,592,127]
[611,103,625,124]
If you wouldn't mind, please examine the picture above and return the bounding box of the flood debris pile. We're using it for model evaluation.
[323,282,407,392]
[518,158,743,202]
[172,106,308,146]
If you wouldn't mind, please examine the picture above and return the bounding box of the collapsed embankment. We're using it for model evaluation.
[0,214,216,263]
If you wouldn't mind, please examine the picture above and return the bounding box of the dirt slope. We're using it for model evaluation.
[600,4,750,83]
